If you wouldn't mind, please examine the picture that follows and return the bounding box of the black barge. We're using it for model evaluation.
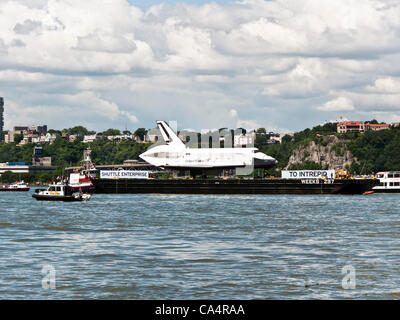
[92,178,378,195]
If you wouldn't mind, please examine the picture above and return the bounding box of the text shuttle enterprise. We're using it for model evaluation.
[140,121,278,175]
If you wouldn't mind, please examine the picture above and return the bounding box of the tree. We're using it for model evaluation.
[257,128,267,134]
[255,135,268,147]
[99,128,121,136]
[48,129,62,135]
[14,133,23,144]
[134,128,147,141]
[0,171,18,183]
[66,126,89,136]
[282,135,293,144]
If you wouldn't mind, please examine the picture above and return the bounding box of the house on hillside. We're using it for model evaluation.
[337,121,391,133]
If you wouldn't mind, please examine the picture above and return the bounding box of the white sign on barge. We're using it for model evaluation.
[100,170,149,179]
[281,170,336,179]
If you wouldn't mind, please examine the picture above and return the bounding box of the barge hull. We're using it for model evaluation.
[93,178,378,195]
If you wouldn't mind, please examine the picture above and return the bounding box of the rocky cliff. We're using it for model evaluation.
[285,135,356,170]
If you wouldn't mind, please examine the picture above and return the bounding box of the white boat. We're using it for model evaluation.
[0,181,30,192]
[32,182,91,201]
[373,171,400,193]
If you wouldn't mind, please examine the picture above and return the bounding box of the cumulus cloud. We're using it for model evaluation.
[1,0,400,132]
[366,77,400,94]
[14,19,42,35]
[75,33,137,54]
[4,91,138,130]
[317,97,355,112]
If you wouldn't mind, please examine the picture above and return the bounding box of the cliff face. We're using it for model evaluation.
[285,135,356,170]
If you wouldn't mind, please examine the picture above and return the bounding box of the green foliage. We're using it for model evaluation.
[256,128,267,134]
[346,126,400,173]
[0,170,62,183]
[14,133,23,144]
[255,135,268,146]
[0,139,152,176]
[302,151,310,161]
[0,143,34,163]
[48,129,61,135]
[256,122,400,174]
[64,126,89,136]
[134,128,147,140]
[0,171,19,183]
[99,128,121,136]
[89,140,150,164]
[331,142,346,157]
[256,122,337,169]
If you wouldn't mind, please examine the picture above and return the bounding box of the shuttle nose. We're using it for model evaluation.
[264,158,278,168]
[253,152,278,169]
[139,150,150,162]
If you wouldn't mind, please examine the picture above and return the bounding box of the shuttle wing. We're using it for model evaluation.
[157,120,185,147]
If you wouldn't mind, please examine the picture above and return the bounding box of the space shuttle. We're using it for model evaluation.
[139,121,278,173]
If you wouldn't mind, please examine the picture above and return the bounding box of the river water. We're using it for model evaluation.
[1,190,400,299]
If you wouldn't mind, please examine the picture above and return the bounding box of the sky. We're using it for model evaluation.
[1,0,400,133]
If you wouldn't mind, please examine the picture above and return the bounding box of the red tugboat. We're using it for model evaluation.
[0,181,30,192]
[69,172,95,193]
[68,148,96,193]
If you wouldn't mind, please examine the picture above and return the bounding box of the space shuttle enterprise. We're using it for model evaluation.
[140,121,278,175]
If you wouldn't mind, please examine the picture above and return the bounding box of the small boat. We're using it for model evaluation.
[363,190,375,195]
[0,181,30,192]
[32,182,91,202]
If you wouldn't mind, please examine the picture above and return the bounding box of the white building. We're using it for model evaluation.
[145,133,159,143]
[234,132,256,147]
[83,134,106,143]
[69,134,79,142]
[44,133,58,143]
[4,132,14,143]
[107,134,134,141]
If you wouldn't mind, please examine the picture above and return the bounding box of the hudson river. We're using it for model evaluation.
[1,190,400,299]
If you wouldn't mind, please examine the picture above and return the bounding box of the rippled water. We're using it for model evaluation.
[1,189,400,299]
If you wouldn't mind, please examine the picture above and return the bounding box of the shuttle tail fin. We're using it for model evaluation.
[157,120,185,147]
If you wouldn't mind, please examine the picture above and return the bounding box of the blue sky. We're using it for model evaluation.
[1,0,400,133]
